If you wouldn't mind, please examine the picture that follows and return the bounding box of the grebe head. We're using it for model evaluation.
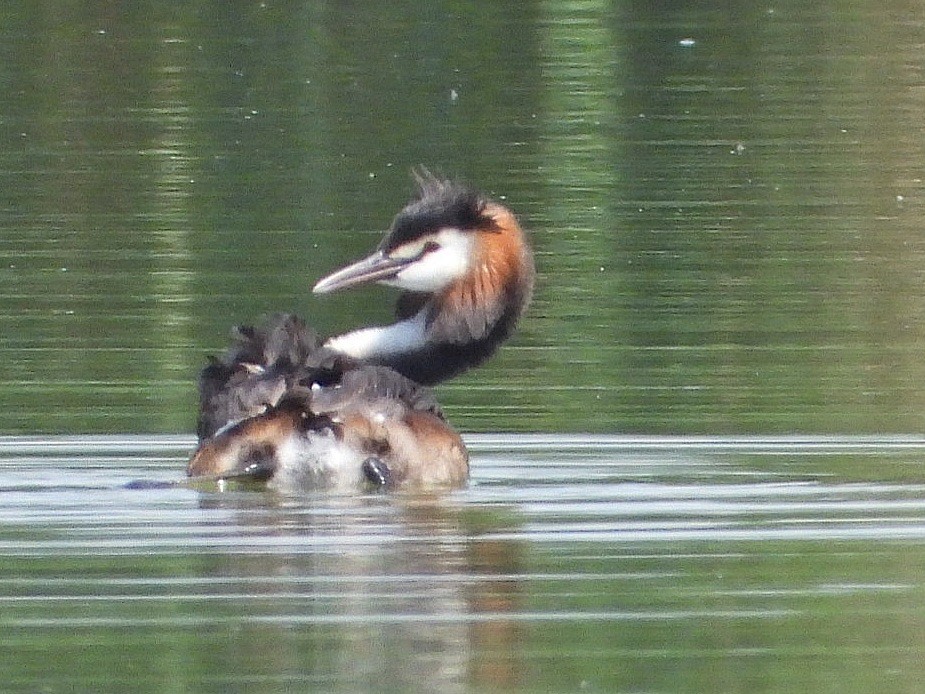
[312,170,534,385]
[313,172,491,295]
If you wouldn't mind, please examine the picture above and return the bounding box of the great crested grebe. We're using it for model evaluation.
[187,171,534,491]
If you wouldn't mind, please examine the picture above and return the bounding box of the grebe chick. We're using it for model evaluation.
[188,314,467,491]
[188,171,533,491]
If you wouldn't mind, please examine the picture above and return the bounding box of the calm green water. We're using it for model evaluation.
[3,1,925,692]
[3,435,925,693]
[2,0,925,435]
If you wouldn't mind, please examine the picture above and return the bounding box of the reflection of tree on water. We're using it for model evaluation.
[191,493,524,691]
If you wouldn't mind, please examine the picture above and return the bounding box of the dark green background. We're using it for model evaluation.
[3,1,923,435]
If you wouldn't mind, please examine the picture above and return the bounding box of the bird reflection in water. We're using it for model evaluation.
[194,493,525,690]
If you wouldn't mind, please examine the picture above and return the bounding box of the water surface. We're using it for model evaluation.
[3,435,925,692]
[1,0,925,434]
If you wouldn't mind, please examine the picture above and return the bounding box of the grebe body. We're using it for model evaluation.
[187,172,533,491]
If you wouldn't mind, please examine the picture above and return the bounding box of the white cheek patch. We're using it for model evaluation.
[384,228,473,293]
[324,227,474,361]
[387,238,427,260]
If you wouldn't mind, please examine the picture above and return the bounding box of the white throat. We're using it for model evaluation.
[324,312,428,360]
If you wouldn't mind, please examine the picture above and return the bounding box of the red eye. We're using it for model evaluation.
[422,241,440,255]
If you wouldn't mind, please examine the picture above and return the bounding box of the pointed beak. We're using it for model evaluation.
[312,250,413,294]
